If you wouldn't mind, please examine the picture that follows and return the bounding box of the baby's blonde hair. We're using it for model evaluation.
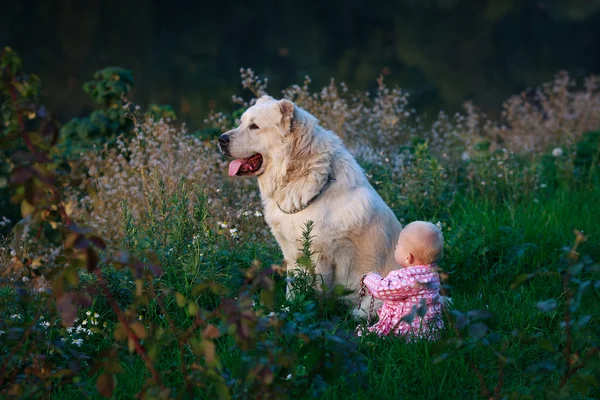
[399,221,444,264]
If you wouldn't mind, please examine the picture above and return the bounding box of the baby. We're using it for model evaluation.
[358,221,445,340]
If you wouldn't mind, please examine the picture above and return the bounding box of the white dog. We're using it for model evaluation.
[219,96,402,317]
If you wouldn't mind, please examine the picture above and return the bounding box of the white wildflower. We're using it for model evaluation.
[461,152,470,162]
[72,338,83,347]
[0,330,5,335]
[10,314,21,320]
[552,147,563,157]
[254,211,263,217]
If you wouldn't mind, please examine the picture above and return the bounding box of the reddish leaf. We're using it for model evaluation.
[10,165,35,184]
[11,150,34,163]
[10,150,51,164]
[24,179,37,205]
[42,118,60,146]
[89,236,107,250]
[96,373,115,398]
[202,324,221,340]
[86,247,99,272]
[147,262,163,277]
[203,340,216,364]
[129,322,147,339]
[74,235,90,250]
[57,292,92,327]
[66,222,92,234]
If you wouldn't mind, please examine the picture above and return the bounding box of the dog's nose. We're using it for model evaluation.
[218,134,230,146]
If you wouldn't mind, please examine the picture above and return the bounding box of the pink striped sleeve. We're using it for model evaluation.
[363,270,417,301]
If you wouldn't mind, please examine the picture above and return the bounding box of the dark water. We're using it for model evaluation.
[3,0,600,126]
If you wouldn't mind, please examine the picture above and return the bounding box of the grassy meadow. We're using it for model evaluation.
[1,64,600,399]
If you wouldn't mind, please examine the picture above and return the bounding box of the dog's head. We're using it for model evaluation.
[219,96,297,177]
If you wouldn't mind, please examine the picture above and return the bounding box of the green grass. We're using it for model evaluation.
[322,185,600,399]
[44,177,600,400]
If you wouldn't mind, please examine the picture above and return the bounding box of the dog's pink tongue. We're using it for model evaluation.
[228,159,245,176]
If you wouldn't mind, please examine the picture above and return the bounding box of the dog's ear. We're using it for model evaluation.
[256,95,274,105]
[279,99,295,133]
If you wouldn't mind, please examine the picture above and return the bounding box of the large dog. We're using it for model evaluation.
[218,96,402,317]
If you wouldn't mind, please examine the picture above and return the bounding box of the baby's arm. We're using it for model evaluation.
[362,271,416,301]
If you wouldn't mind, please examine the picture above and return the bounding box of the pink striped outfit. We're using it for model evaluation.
[361,265,444,340]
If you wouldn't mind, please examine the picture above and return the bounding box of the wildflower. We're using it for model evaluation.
[286,374,293,380]
[218,221,228,229]
[552,147,563,157]
[82,320,88,325]
[10,250,16,257]
[254,211,263,217]
[67,327,74,334]
[10,314,21,320]
[86,311,91,316]
[229,228,239,239]
[39,321,51,329]
[72,338,83,347]
[94,313,100,318]
[103,322,108,328]
[0,330,5,335]
[281,306,290,313]
[435,221,442,230]
[139,315,144,320]
[267,312,276,318]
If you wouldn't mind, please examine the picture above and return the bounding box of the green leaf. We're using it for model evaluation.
[175,292,186,307]
[260,289,275,309]
[187,302,200,316]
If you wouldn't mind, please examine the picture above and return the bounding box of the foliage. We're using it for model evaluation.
[60,67,176,158]
[0,48,365,400]
[2,50,600,399]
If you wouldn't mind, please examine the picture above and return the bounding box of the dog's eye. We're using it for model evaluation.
[249,123,260,130]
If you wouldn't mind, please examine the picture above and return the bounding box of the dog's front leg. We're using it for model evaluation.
[314,253,335,292]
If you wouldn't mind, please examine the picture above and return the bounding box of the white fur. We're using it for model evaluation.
[221,96,403,318]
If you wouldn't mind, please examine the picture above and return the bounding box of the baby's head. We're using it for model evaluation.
[394,221,444,267]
